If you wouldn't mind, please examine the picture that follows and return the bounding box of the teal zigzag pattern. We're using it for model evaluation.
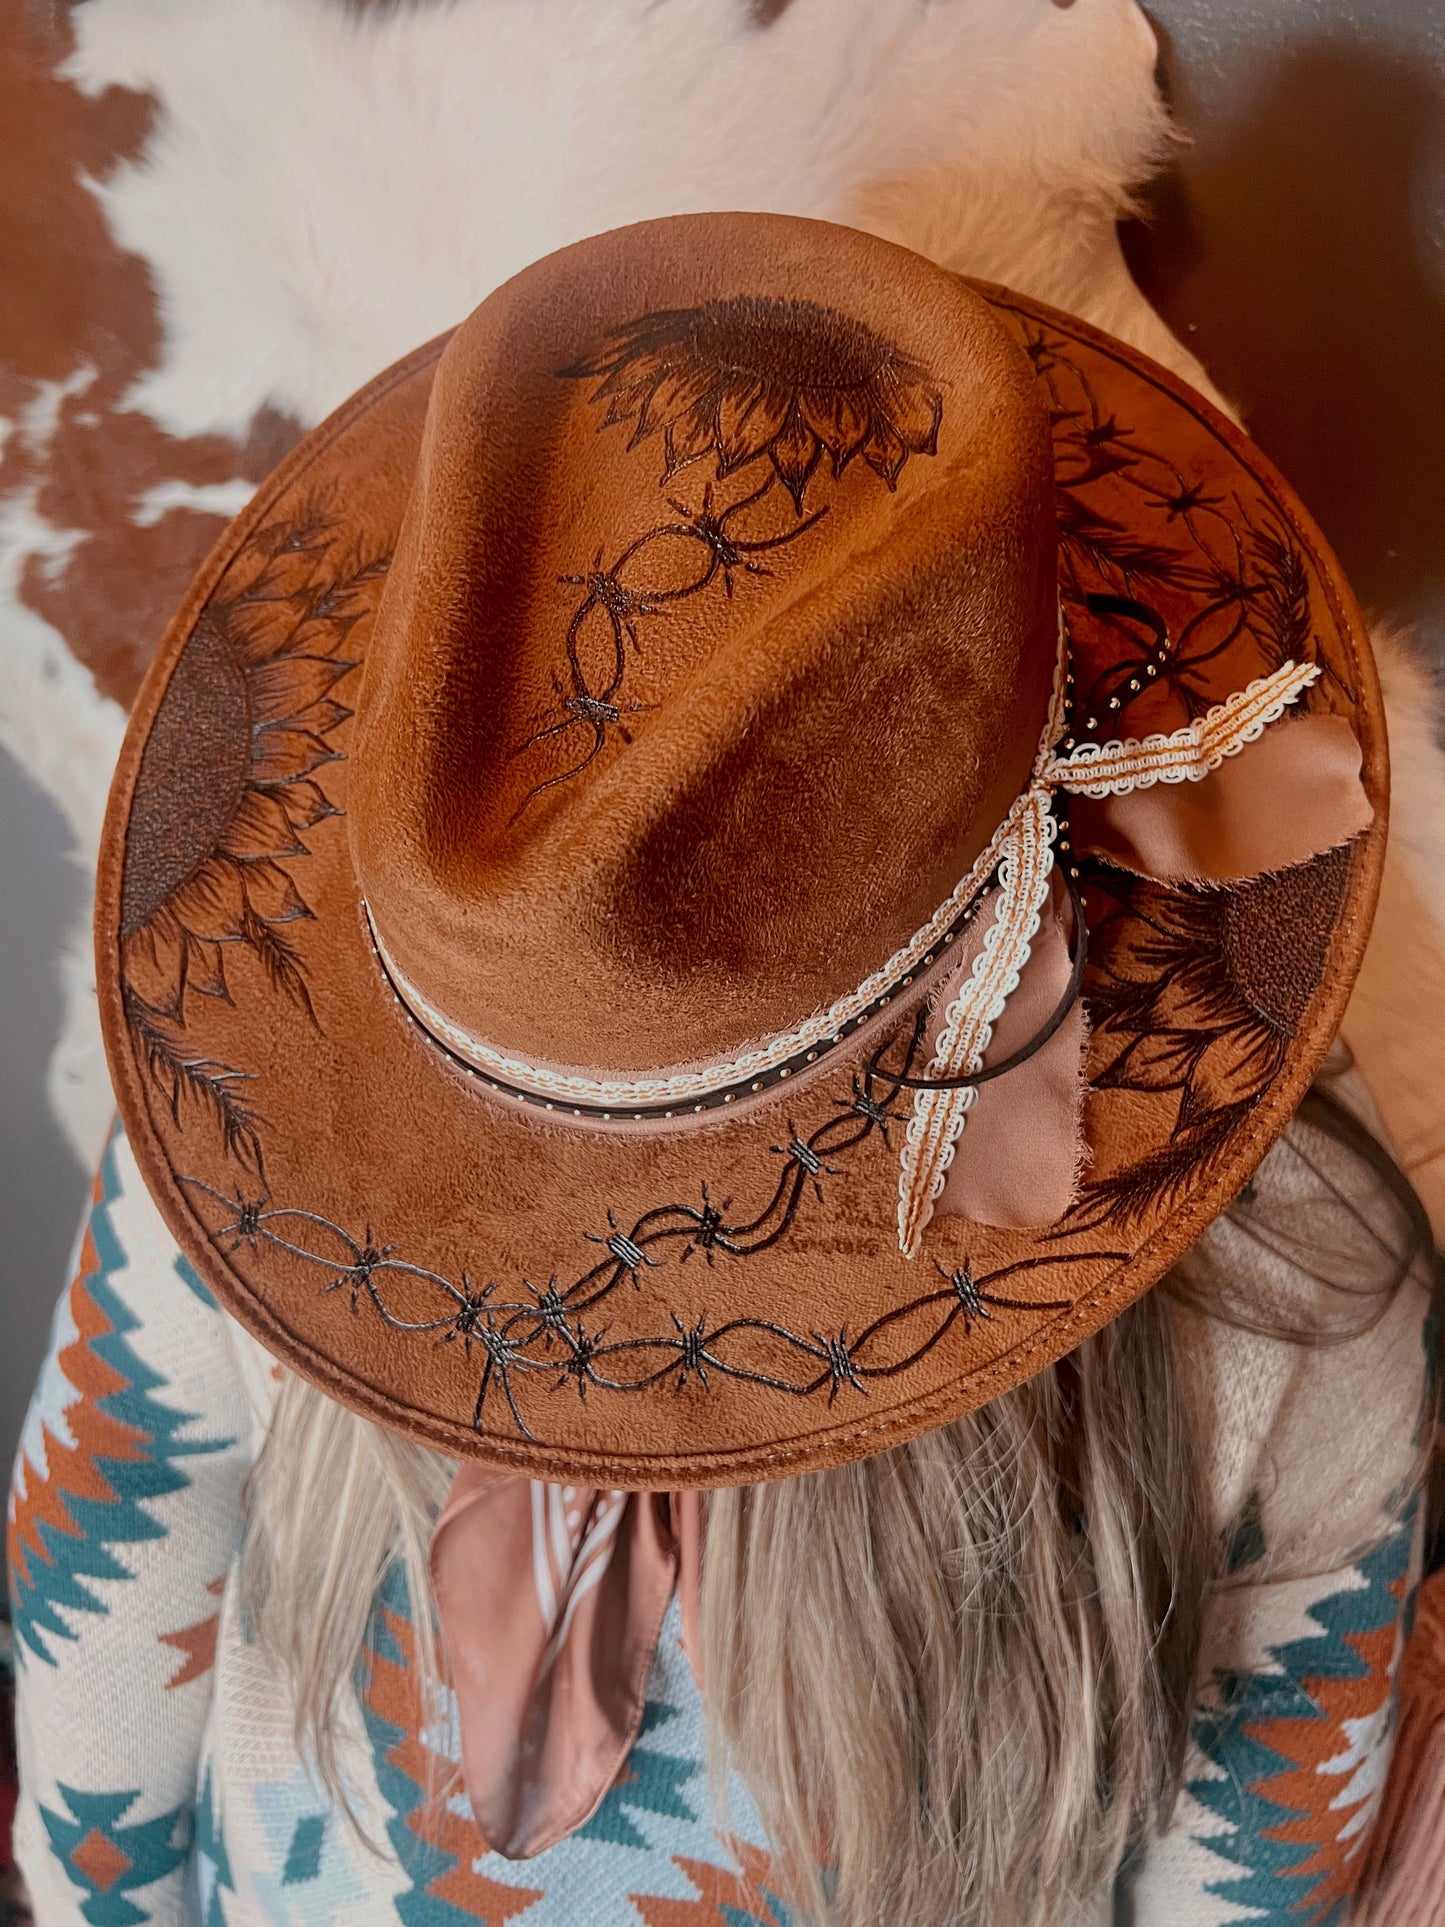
[195,1765,237,1927]
[1188,1506,1415,1924]
[8,1128,231,1665]
[576,1697,697,1850]
[38,1784,191,1927]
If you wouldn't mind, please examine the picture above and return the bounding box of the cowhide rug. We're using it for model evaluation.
[4,0,1443,1227]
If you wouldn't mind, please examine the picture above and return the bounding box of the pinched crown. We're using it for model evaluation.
[349,217,1058,1075]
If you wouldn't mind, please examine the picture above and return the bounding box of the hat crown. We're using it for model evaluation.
[349,216,1058,1075]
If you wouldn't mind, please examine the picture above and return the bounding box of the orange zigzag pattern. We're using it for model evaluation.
[7,1168,147,1600]
[362,1606,543,1924]
[158,1574,226,1689]
[631,1843,793,1925]
[1246,1569,1409,1915]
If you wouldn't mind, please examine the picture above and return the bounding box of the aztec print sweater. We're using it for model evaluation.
[7,1109,1434,1927]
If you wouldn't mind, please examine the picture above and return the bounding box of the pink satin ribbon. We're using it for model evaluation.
[430,1467,701,1859]
[1069,712,1371,884]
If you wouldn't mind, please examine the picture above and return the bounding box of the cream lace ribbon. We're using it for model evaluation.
[895,657,1320,1256]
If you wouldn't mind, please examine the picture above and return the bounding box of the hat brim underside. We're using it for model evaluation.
[97,286,1386,1486]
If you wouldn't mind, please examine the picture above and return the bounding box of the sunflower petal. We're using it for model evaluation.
[861,418,908,489]
[183,933,232,1002]
[663,395,724,475]
[283,778,343,829]
[799,389,870,474]
[1162,949,1240,1019]
[282,621,363,667]
[878,369,943,454]
[592,354,662,399]
[167,860,249,940]
[242,857,312,924]
[769,411,823,511]
[1175,1028,1279,1131]
[218,789,307,861]
[1092,1027,1212,1095]
[717,381,790,473]
[246,654,353,724]
[121,922,186,1018]
[250,727,340,785]
[645,365,718,430]
[594,373,657,436]
[281,697,352,740]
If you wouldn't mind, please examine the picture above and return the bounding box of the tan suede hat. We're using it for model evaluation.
[98,213,1383,1487]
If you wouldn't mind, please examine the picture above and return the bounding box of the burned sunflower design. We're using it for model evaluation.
[1065,849,1351,1231]
[563,296,943,510]
[119,507,389,1176]
[514,297,945,813]
[1015,321,1342,727]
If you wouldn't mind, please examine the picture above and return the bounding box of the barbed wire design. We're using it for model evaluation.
[180,1019,1110,1442]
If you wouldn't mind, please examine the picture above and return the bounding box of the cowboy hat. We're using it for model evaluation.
[98,213,1381,1486]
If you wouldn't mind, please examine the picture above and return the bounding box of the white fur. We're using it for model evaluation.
[131,478,257,528]
[62,0,1191,434]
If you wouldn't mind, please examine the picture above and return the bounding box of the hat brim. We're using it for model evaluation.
[96,283,1386,1487]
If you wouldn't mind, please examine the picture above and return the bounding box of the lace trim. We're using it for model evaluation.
[896,793,1056,1258]
[889,657,1319,1254]
[1042,660,1320,799]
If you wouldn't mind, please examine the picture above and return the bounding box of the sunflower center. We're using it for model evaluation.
[1219,853,1348,1037]
[120,614,251,935]
[683,296,896,391]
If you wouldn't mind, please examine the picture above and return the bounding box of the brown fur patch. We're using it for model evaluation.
[0,0,301,706]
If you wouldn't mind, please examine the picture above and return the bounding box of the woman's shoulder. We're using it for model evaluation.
[1171,1062,1435,1571]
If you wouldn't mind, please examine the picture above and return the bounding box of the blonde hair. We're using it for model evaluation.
[244,1290,1206,1922]
[240,1084,1431,1925]
[703,1289,1207,1926]
[240,1383,453,1806]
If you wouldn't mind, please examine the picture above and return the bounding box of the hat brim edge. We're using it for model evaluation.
[93,288,1389,1487]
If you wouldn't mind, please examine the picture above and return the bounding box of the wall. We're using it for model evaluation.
[0,745,86,1470]
[1131,0,1445,659]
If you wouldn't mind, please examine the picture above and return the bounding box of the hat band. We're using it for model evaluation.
[363,644,1318,1134]
[363,853,1016,1123]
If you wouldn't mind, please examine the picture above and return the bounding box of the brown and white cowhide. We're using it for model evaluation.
[3,0,1443,1226]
